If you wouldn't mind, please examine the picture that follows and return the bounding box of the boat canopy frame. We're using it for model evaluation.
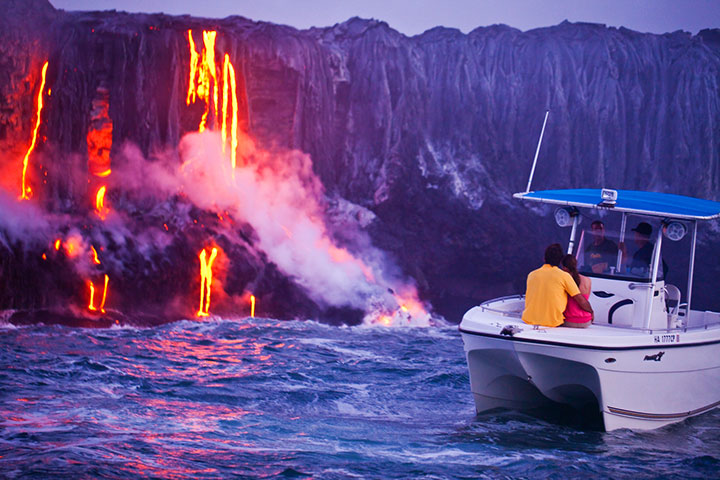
[515,188,720,329]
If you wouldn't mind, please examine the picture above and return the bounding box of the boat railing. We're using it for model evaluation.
[479,295,525,318]
[478,295,720,332]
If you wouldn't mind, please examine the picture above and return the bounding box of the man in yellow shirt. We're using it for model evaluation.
[522,243,593,327]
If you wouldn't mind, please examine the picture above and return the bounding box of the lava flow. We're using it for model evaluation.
[197,247,218,317]
[88,86,113,220]
[95,186,109,220]
[186,30,239,170]
[186,29,218,133]
[222,53,238,170]
[87,274,109,314]
[20,60,49,200]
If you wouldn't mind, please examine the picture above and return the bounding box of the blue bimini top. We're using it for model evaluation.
[513,189,720,221]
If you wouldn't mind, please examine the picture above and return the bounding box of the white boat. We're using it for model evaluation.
[460,187,720,431]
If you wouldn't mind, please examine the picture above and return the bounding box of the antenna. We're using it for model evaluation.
[524,110,549,193]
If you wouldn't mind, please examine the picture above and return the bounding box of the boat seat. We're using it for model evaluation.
[664,284,682,329]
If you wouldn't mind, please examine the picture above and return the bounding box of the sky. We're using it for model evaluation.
[49,0,720,36]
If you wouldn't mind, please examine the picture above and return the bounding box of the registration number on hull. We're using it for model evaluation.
[654,334,680,344]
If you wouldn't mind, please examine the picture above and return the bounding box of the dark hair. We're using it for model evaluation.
[591,220,604,228]
[562,254,581,286]
[544,243,564,266]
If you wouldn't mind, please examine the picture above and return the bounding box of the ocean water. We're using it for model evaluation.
[1,317,719,479]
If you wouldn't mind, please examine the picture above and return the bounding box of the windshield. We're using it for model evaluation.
[575,217,665,281]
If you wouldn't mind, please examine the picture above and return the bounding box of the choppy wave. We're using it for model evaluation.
[1,316,719,479]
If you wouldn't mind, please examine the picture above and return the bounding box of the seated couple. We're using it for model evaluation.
[522,243,593,328]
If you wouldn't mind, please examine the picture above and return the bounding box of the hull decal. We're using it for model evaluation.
[607,399,720,420]
[459,327,720,351]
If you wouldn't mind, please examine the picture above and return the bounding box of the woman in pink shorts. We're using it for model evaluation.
[561,254,593,327]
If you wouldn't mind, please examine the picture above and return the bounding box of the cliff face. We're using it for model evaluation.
[0,1,718,323]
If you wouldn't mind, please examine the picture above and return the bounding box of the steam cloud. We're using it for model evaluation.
[115,130,431,325]
[0,129,430,325]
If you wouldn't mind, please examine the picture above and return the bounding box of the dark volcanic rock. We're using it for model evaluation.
[0,0,719,323]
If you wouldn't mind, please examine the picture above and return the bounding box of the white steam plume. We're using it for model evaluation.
[118,130,429,324]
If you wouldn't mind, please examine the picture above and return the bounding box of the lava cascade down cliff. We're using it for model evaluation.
[0,0,718,325]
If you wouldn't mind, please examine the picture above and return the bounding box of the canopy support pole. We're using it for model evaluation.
[643,226,664,330]
[686,220,698,321]
[568,213,579,254]
[616,212,627,272]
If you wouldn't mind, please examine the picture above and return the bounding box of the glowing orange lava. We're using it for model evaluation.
[186,30,199,105]
[54,239,61,250]
[203,30,219,130]
[91,245,101,264]
[95,185,109,220]
[250,294,256,318]
[187,30,219,133]
[87,274,109,314]
[186,30,240,170]
[99,274,109,313]
[197,247,218,317]
[222,53,238,169]
[87,280,96,311]
[20,60,49,200]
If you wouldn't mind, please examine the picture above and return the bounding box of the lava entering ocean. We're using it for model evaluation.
[0,27,433,328]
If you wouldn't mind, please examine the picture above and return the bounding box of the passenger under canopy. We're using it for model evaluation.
[514,188,720,330]
[574,219,667,282]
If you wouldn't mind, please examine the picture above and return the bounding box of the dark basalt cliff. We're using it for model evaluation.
[0,0,718,323]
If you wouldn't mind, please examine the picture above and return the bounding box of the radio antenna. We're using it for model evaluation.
[524,110,549,193]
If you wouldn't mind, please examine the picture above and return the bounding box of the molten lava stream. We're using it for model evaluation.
[222,53,239,170]
[250,294,256,318]
[87,275,110,314]
[20,60,49,200]
[95,185,109,220]
[186,30,199,105]
[197,247,218,317]
[187,29,218,133]
[91,245,101,264]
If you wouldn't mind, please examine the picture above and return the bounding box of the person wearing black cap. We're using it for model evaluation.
[622,221,667,278]
[630,222,654,271]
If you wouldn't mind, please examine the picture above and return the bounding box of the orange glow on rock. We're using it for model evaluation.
[327,244,375,283]
[64,235,82,258]
[20,60,49,200]
[95,185,109,220]
[197,247,218,317]
[87,87,112,178]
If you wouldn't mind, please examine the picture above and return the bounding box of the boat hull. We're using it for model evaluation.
[461,327,720,431]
